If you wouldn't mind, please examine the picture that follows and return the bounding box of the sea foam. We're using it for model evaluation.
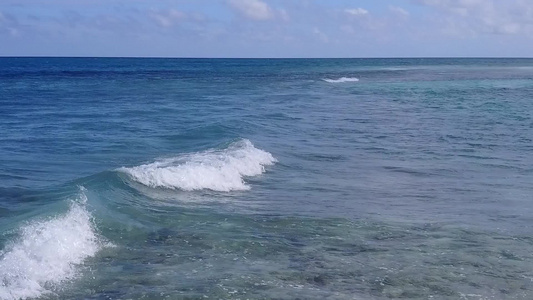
[119,139,276,192]
[0,188,100,300]
[323,77,359,83]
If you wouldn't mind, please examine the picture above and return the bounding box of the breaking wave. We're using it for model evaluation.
[323,77,359,83]
[118,139,276,192]
[0,188,101,300]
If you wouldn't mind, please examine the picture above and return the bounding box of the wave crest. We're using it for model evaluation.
[0,188,101,300]
[119,139,276,192]
[323,77,359,83]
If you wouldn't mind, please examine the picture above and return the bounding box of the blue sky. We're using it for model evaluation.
[0,0,532,57]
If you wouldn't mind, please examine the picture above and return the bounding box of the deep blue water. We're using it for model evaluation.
[1,57,533,299]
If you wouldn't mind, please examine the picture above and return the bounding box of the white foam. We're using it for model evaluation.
[323,77,359,83]
[0,188,100,300]
[119,139,276,192]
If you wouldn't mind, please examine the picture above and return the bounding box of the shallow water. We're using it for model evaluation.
[1,58,533,299]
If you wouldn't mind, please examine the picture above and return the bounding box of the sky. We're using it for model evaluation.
[0,0,532,58]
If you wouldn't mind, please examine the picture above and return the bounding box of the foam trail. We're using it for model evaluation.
[323,77,359,83]
[119,139,276,192]
[0,188,100,300]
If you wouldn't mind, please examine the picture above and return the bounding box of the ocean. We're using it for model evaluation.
[0,57,532,299]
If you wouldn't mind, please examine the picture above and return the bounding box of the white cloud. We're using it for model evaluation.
[8,27,19,37]
[228,0,273,21]
[415,0,533,37]
[0,11,14,26]
[0,11,21,37]
[389,6,409,17]
[150,9,186,28]
[345,8,369,16]
[313,27,329,43]
[417,0,483,16]
[498,23,521,35]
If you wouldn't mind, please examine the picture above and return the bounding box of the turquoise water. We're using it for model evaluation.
[1,58,533,299]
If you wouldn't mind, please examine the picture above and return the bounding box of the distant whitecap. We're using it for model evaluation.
[118,139,276,192]
[323,77,359,83]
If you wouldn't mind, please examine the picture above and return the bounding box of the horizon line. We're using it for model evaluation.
[1,55,533,59]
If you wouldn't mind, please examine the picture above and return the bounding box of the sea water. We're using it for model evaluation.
[1,58,533,299]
